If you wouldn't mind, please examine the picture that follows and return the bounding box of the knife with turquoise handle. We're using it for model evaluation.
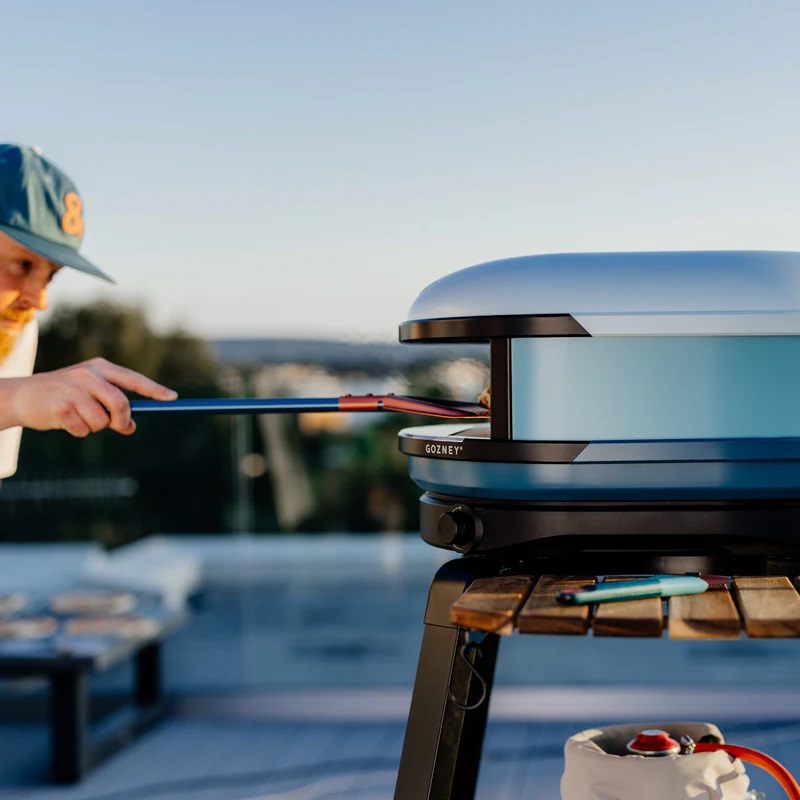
[555,575,709,605]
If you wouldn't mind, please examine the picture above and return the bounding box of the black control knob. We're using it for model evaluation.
[437,506,477,550]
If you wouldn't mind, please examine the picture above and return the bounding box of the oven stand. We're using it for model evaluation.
[393,558,501,800]
[393,547,800,799]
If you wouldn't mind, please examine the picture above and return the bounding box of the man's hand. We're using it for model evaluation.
[0,357,178,436]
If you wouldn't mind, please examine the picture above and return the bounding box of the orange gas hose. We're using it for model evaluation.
[694,742,800,800]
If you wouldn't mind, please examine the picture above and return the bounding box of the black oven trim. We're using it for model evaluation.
[399,314,590,343]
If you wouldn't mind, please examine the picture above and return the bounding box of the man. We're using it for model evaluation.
[0,143,177,478]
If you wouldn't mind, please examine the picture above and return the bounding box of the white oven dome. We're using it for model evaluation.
[406,251,800,336]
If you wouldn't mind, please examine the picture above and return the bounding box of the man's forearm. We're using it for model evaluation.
[0,377,25,431]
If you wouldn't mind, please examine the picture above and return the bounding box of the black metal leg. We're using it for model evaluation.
[394,558,501,800]
[135,642,163,707]
[50,670,89,784]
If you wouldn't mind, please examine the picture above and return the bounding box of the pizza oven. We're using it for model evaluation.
[398,251,800,556]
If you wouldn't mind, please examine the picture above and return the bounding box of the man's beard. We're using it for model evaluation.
[0,308,36,365]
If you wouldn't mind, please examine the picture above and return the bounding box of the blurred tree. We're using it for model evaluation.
[5,301,230,545]
[33,301,218,386]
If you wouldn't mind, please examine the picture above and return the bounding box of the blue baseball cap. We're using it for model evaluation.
[0,144,113,282]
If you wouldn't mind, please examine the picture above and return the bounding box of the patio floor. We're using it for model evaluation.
[0,691,797,800]
[0,538,798,797]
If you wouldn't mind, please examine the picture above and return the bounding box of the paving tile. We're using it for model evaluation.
[0,713,796,799]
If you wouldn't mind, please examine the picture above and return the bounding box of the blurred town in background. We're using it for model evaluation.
[1,301,489,545]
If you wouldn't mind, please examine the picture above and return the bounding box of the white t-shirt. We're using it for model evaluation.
[0,320,38,478]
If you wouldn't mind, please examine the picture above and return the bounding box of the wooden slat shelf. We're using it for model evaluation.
[450,575,536,635]
[733,576,800,638]
[592,577,664,638]
[449,573,800,638]
[517,576,595,635]
[668,584,740,640]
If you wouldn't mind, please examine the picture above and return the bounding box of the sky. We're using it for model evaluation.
[5,0,800,342]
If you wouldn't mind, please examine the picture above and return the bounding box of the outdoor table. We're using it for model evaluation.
[392,554,800,800]
[0,605,186,783]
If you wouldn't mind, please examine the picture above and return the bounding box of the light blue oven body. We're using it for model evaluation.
[402,423,800,500]
[510,336,800,441]
[401,251,800,500]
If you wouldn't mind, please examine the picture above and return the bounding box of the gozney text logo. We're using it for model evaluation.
[425,443,465,457]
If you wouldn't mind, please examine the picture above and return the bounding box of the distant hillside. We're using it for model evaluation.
[209,338,488,372]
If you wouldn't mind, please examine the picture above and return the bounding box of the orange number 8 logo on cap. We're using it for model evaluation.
[61,192,84,237]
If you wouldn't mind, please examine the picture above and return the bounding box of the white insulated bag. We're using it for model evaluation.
[561,722,749,800]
